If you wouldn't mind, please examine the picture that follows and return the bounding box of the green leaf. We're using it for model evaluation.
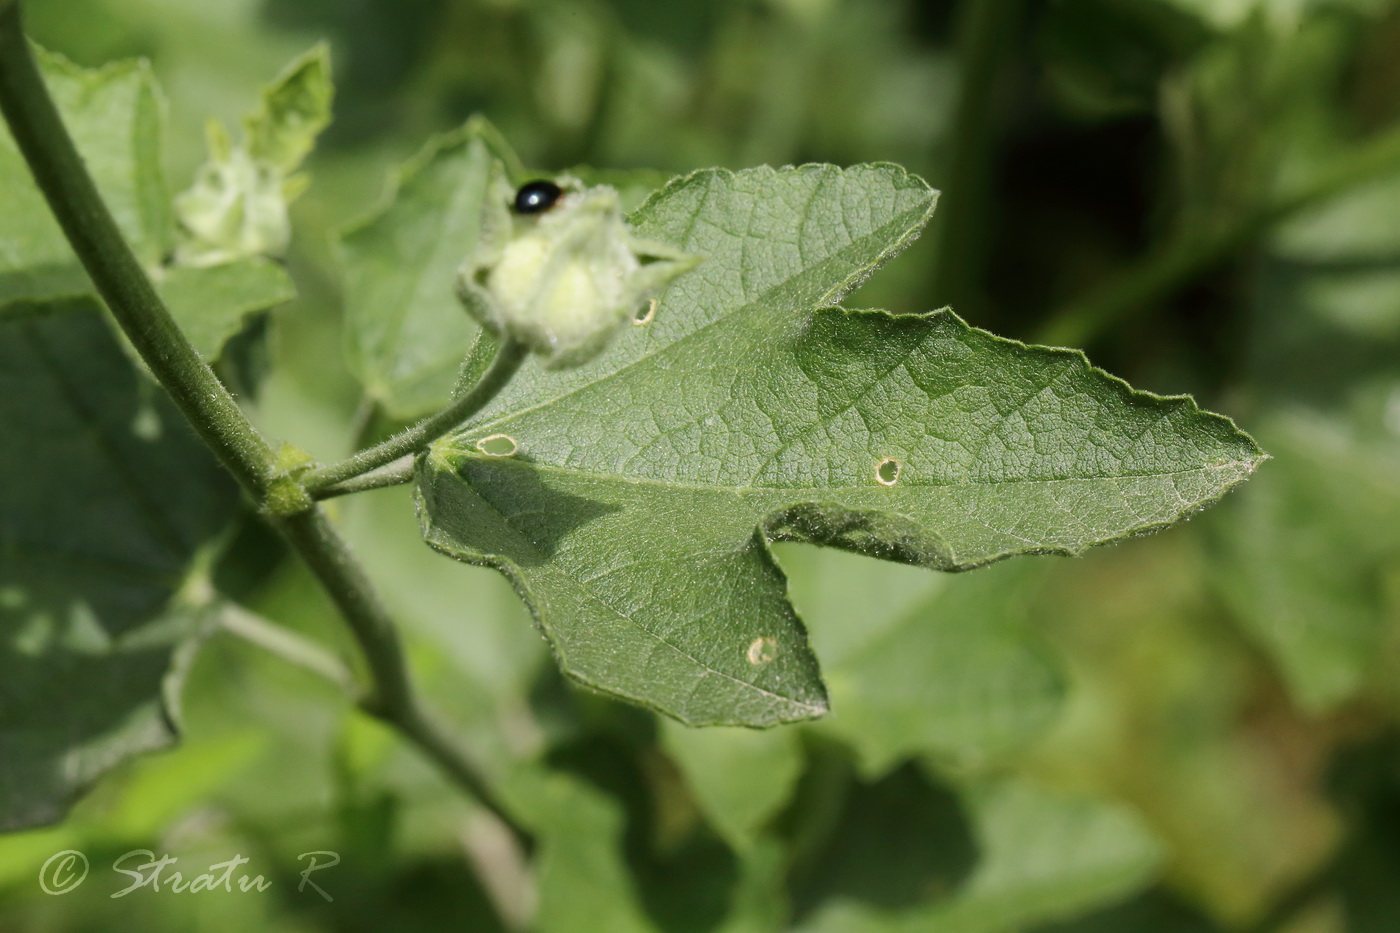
[417,164,1264,727]
[0,47,168,303]
[1215,410,1398,711]
[341,119,518,418]
[158,258,297,361]
[1215,162,1400,711]
[797,780,1164,933]
[243,43,333,176]
[0,47,296,360]
[507,755,785,933]
[660,718,804,848]
[509,767,659,933]
[0,308,241,830]
[782,549,1064,776]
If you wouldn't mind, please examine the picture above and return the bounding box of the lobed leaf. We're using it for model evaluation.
[418,164,1264,727]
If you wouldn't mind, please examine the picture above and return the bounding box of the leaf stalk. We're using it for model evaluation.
[301,339,528,496]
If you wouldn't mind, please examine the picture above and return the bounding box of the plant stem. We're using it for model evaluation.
[313,455,417,500]
[301,339,528,495]
[928,0,1023,313]
[1034,117,1400,349]
[276,509,526,837]
[219,602,357,692]
[0,2,526,843]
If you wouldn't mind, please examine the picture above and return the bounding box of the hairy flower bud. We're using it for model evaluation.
[173,122,293,267]
[457,174,699,369]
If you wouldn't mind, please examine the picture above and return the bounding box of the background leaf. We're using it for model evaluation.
[243,42,333,175]
[340,119,515,418]
[0,48,168,300]
[0,308,240,830]
[659,720,804,850]
[157,258,298,360]
[781,549,1064,776]
[795,778,1164,933]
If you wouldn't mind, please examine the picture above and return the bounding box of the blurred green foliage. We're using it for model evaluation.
[2,0,1399,931]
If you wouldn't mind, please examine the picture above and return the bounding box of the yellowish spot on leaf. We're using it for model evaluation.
[746,636,778,665]
[476,434,519,457]
[876,457,901,486]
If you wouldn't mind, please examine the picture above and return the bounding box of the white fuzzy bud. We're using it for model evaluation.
[457,175,698,369]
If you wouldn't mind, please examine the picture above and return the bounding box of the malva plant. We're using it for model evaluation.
[0,0,1263,860]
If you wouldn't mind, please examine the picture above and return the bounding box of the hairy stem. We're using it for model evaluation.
[1034,117,1400,349]
[301,339,528,495]
[0,2,525,843]
[313,455,417,500]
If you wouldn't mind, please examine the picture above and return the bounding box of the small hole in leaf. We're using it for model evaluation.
[746,637,779,665]
[476,434,518,457]
[633,298,657,326]
[876,458,902,486]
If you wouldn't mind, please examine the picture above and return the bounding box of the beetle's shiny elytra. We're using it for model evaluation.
[513,179,564,215]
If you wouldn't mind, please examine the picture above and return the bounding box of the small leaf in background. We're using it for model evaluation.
[418,162,1263,728]
[341,119,520,419]
[787,761,979,921]
[508,766,660,933]
[243,42,333,175]
[0,308,241,830]
[157,258,298,361]
[660,719,804,849]
[795,778,1164,933]
[1216,411,1397,711]
[780,548,1064,776]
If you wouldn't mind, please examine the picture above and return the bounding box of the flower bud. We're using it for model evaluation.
[457,174,699,369]
[173,122,292,267]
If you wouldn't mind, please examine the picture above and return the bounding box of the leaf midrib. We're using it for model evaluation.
[446,449,1259,495]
